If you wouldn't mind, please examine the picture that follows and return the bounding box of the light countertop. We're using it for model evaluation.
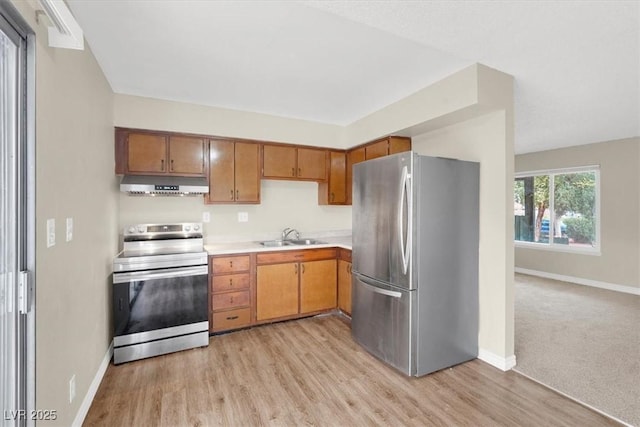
[205,235,352,256]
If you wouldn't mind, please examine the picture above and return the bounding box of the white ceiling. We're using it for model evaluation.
[66,0,639,154]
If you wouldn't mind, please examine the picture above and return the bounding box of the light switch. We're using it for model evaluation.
[238,212,249,222]
[46,218,55,248]
[202,212,211,223]
[66,217,73,242]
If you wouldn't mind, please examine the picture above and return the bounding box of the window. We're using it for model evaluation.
[514,167,600,253]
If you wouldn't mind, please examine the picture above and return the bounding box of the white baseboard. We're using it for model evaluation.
[478,348,516,371]
[515,268,640,296]
[72,342,113,427]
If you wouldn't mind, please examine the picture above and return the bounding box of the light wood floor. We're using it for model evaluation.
[84,315,618,426]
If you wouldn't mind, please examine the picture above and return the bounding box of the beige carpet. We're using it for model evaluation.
[514,273,640,426]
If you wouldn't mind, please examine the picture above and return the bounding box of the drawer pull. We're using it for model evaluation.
[230,189,234,200]
[226,315,239,320]
[229,278,233,287]
[230,260,233,268]
[230,296,234,303]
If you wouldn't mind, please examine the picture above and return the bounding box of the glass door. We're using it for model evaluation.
[1,5,34,426]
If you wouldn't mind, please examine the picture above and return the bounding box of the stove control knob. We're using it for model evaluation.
[193,224,200,231]
[137,226,145,233]
[128,226,135,233]
[184,225,191,232]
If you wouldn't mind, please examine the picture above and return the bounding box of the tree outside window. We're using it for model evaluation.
[514,168,598,251]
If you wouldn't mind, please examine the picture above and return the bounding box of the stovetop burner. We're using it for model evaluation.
[114,222,207,272]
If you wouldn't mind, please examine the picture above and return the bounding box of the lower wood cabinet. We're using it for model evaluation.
[337,249,352,316]
[210,247,344,332]
[300,259,337,314]
[256,263,299,321]
[256,248,337,322]
[209,254,252,333]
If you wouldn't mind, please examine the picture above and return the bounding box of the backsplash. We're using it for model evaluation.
[118,179,352,241]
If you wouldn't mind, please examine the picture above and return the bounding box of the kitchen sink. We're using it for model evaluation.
[259,240,290,247]
[259,238,326,247]
[286,239,326,246]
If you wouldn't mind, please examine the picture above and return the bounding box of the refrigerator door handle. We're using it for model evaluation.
[356,274,403,298]
[398,165,412,275]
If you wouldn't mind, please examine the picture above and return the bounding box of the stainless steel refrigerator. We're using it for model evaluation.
[351,151,479,377]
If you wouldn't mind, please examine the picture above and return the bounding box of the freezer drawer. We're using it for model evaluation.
[351,273,414,375]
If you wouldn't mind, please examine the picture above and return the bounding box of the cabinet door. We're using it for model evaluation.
[234,142,260,202]
[263,145,297,178]
[346,147,365,205]
[256,263,299,321]
[168,136,206,175]
[365,139,388,160]
[389,137,411,155]
[127,133,167,173]
[328,151,346,204]
[338,260,352,315]
[208,139,235,202]
[300,259,337,314]
[297,148,326,180]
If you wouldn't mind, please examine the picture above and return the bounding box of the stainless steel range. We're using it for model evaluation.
[112,222,209,364]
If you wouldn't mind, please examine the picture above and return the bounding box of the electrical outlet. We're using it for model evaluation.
[69,375,76,403]
[46,219,55,248]
[202,212,211,223]
[66,217,73,242]
[238,212,248,223]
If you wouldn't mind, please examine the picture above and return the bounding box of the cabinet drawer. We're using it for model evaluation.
[211,255,250,274]
[256,248,337,265]
[212,308,251,332]
[211,273,250,292]
[212,290,250,310]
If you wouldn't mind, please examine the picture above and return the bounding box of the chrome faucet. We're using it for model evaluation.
[282,227,300,241]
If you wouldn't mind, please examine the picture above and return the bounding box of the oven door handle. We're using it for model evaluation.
[113,265,208,284]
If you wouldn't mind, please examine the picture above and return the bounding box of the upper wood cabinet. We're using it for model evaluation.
[318,151,346,205]
[346,136,411,204]
[115,128,207,177]
[365,136,411,160]
[346,147,365,205]
[262,144,327,181]
[207,139,260,204]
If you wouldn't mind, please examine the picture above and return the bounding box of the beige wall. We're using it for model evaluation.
[515,137,640,289]
[412,111,515,360]
[10,1,118,426]
[114,94,345,148]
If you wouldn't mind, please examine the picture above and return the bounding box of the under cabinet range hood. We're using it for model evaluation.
[120,175,209,196]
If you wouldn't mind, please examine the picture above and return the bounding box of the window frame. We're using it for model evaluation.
[514,165,601,256]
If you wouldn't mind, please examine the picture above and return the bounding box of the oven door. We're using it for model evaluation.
[113,265,209,346]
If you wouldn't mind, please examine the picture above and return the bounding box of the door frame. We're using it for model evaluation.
[0,1,36,425]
